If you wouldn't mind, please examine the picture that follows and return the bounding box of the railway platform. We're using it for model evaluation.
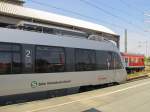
[1,77,150,112]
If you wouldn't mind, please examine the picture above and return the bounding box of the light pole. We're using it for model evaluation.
[124,29,128,53]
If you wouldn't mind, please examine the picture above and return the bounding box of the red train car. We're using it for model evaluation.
[121,53,145,73]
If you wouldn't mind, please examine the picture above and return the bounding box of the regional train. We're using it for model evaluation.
[0,26,127,105]
[121,53,145,73]
[0,2,127,105]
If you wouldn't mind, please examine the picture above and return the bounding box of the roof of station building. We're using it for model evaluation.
[0,2,117,35]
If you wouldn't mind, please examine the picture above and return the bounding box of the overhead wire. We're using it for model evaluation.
[25,0,124,30]
[79,0,143,28]
[95,0,143,23]
[79,0,133,25]
[79,0,148,37]
[26,0,148,38]
[119,0,144,14]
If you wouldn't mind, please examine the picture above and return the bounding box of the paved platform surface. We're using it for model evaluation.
[1,78,150,112]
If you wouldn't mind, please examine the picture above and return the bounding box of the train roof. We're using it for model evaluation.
[0,2,117,36]
[121,52,145,57]
[0,27,119,52]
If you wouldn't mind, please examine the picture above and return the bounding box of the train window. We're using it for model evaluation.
[0,52,11,74]
[140,58,144,63]
[96,51,114,70]
[75,49,96,71]
[35,46,65,73]
[12,53,22,73]
[65,48,75,72]
[0,43,21,74]
[12,45,21,51]
[43,27,54,34]
[108,52,114,69]
[125,58,128,63]
[0,44,11,51]
[113,53,123,69]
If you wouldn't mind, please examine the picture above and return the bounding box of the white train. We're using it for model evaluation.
[0,2,127,105]
[0,26,127,105]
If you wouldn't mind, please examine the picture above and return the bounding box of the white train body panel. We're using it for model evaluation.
[0,28,127,97]
[0,70,126,97]
[0,28,116,51]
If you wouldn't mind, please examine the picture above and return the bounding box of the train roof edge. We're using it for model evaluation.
[121,52,145,57]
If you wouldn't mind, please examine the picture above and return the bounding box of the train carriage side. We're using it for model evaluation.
[121,53,145,73]
[0,27,127,105]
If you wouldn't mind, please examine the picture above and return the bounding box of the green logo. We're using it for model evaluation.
[31,81,38,88]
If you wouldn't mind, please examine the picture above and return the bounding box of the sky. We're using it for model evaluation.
[24,0,150,56]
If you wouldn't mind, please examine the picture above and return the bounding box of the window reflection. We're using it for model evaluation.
[0,53,11,74]
[75,49,96,71]
[0,44,21,74]
[12,53,21,73]
[35,46,65,73]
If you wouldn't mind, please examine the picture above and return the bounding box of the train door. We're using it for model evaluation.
[22,44,35,73]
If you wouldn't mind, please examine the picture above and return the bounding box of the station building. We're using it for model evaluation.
[0,0,120,48]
